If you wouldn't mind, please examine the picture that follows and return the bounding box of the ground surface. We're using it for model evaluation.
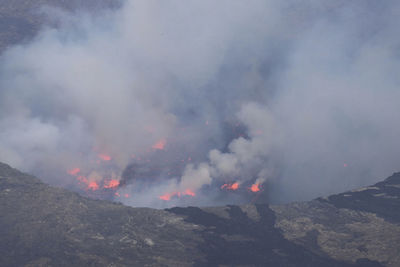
[1,161,399,266]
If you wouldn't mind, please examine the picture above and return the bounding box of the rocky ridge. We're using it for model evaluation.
[1,162,399,266]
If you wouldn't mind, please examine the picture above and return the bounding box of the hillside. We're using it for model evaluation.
[1,162,399,266]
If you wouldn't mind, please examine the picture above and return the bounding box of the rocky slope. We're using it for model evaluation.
[1,161,399,266]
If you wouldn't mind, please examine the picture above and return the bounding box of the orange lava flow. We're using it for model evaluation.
[221,182,239,190]
[250,183,260,192]
[184,189,196,197]
[104,179,120,189]
[76,175,100,191]
[159,193,173,201]
[98,153,111,161]
[67,168,80,176]
[88,181,99,191]
[152,138,166,150]
[159,189,196,201]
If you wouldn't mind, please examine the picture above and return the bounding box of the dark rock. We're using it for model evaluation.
[1,161,398,266]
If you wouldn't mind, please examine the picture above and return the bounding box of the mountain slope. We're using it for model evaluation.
[1,162,399,266]
[0,162,202,266]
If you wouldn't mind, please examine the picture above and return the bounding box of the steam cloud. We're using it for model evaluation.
[1,0,400,207]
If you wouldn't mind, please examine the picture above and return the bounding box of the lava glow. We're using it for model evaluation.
[159,193,173,201]
[104,179,120,189]
[76,175,101,191]
[184,189,196,196]
[77,175,88,184]
[152,138,166,150]
[88,181,100,191]
[68,167,80,176]
[221,182,239,190]
[98,153,111,161]
[250,183,261,192]
[159,189,196,201]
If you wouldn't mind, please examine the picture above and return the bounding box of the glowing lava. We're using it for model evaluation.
[221,182,239,190]
[69,151,121,194]
[88,181,99,191]
[250,183,261,192]
[159,189,196,201]
[77,175,88,184]
[76,175,101,191]
[104,179,120,189]
[98,153,111,161]
[152,138,166,150]
[68,168,80,176]
[184,189,196,197]
[159,193,173,201]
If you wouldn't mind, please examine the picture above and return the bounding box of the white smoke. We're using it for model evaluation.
[208,103,279,183]
[1,0,400,206]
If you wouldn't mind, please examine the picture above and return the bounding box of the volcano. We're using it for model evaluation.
[1,0,400,265]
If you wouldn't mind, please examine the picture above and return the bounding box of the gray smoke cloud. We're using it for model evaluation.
[1,0,400,207]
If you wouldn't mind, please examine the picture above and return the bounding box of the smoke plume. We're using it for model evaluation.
[1,0,400,207]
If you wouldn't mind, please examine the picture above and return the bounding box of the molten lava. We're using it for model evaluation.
[88,181,99,191]
[104,179,120,189]
[184,189,196,196]
[76,175,102,191]
[250,183,261,192]
[221,182,239,190]
[152,138,166,150]
[98,153,111,161]
[159,194,172,201]
[68,168,80,176]
[159,189,196,201]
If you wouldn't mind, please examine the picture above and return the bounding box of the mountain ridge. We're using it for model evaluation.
[1,161,399,266]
